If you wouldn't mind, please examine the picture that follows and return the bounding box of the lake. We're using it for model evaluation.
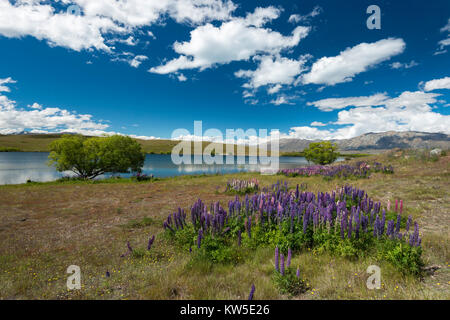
[0,152,344,185]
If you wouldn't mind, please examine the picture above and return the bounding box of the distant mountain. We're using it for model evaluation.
[272,131,450,153]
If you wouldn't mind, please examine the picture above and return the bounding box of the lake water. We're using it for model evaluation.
[0,152,344,185]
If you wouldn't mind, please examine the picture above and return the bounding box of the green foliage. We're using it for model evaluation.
[48,134,145,179]
[303,141,339,165]
[0,147,21,152]
[122,217,155,229]
[196,236,245,264]
[224,186,258,196]
[377,241,424,276]
[273,268,309,296]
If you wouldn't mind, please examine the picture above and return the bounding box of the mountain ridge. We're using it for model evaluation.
[273,131,450,153]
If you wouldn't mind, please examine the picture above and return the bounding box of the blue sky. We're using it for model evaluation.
[0,0,449,141]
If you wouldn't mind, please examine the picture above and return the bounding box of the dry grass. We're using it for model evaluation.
[0,152,449,299]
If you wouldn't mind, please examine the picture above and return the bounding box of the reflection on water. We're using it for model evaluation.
[0,152,344,185]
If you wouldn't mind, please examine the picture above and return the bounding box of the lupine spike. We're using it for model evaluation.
[287,248,292,268]
[147,235,155,250]
[275,247,279,272]
[248,284,255,300]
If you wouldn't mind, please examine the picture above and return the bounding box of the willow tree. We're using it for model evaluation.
[48,135,145,179]
[303,141,338,165]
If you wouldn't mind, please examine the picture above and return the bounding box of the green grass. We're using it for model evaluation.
[0,152,448,299]
[0,134,264,155]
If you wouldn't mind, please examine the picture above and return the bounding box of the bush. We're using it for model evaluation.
[303,141,338,165]
[273,268,309,296]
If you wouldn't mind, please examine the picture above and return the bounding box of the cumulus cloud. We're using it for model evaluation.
[390,60,418,69]
[289,89,449,140]
[436,18,450,53]
[0,76,163,139]
[270,95,295,105]
[129,55,148,68]
[235,54,309,90]
[310,121,326,127]
[301,38,406,86]
[307,93,389,111]
[149,7,310,74]
[0,77,16,92]
[422,76,450,91]
[0,80,108,134]
[0,0,236,52]
[288,6,322,24]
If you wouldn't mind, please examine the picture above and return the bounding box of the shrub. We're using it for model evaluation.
[303,141,338,165]
[225,179,259,195]
[273,268,309,296]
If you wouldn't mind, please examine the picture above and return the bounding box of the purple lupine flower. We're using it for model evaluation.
[409,233,414,246]
[120,241,133,257]
[395,214,401,234]
[248,284,255,300]
[296,268,300,278]
[189,247,192,253]
[106,271,110,278]
[275,247,279,272]
[406,215,412,232]
[413,222,419,246]
[197,229,203,249]
[147,235,155,250]
[246,217,252,239]
[287,248,292,268]
[280,254,285,276]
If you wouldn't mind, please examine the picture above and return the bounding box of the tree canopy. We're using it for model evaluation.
[48,135,145,179]
[303,141,339,165]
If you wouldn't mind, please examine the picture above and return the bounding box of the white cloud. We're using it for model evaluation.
[390,60,418,69]
[0,0,236,52]
[149,7,310,74]
[422,76,450,91]
[301,38,405,86]
[0,77,16,92]
[436,18,450,51]
[291,90,449,140]
[70,0,237,26]
[288,6,322,24]
[0,0,127,52]
[270,95,295,105]
[129,55,148,68]
[235,54,309,91]
[267,84,282,94]
[307,93,389,111]
[310,121,326,127]
[177,73,187,81]
[0,76,107,135]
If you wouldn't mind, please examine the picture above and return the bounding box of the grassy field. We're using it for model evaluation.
[0,134,264,155]
[0,134,369,157]
[0,151,448,299]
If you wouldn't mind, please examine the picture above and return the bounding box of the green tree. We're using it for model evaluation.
[48,135,145,179]
[303,141,338,165]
